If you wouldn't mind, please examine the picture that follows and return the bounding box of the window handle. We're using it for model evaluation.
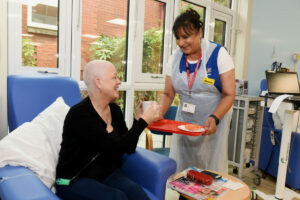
[38,70,59,75]
[150,75,163,79]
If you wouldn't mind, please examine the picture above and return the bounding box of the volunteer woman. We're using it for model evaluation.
[160,8,235,173]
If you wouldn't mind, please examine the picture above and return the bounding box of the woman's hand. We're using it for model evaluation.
[204,117,217,135]
[141,103,162,124]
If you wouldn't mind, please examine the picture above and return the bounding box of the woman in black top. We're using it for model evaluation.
[56,60,161,200]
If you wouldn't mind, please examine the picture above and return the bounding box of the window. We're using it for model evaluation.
[134,0,172,83]
[8,0,72,75]
[214,19,226,46]
[142,0,165,75]
[8,0,236,126]
[210,10,232,50]
[80,0,129,82]
[25,1,59,68]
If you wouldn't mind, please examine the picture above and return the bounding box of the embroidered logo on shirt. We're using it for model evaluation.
[206,67,212,76]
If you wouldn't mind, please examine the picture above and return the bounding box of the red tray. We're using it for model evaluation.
[147,119,206,136]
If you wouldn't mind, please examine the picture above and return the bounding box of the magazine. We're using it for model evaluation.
[167,168,228,200]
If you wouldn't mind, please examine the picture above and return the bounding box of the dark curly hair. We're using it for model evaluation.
[172,8,203,39]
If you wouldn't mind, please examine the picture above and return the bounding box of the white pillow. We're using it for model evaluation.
[0,97,70,189]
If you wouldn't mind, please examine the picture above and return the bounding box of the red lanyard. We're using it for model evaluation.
[185,53,202,95]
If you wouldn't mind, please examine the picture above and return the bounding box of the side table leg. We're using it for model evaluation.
[275,110,297,199]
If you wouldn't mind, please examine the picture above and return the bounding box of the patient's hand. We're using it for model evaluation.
[135,102,143,120]
[141,103,161,124]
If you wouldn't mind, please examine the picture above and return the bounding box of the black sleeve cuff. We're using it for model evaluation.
[133,118,148,130]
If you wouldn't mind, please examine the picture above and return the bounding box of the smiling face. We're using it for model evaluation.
[96,63,121,102]
[175,27,202,59]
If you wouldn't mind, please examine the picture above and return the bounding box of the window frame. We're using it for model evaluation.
[8,0,72,76]
[209,10,232,50]
[133,0,173,84]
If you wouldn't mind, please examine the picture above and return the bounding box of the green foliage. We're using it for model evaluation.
[22,37,36,66]
[212,0,231,8]
[214,20,225,45]
[89,34,126,81]
[114,91,125,112]
[142,28,163,74]
[173,94,180,106]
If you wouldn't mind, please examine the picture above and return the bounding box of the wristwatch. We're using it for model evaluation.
[209,114,219,125]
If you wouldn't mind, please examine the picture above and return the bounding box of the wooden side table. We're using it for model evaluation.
[175,171,251,200]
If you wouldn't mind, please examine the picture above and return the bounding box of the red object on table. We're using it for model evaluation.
[147,119,206,136]
[187,170,213,185]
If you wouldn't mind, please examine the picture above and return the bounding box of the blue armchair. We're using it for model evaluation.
[0,75,176,200]
[259,79,300,190]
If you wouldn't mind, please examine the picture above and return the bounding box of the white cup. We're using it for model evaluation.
[142,101,156,112]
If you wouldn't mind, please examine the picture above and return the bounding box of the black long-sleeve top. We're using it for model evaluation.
[56,97,148,182]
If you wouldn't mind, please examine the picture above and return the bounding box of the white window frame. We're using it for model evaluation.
[173,0,235,53]
[134,0,173,83]
[209,10,232,50]
[8,0,72,76]
[27,1,58,31]
[121,0,167,124]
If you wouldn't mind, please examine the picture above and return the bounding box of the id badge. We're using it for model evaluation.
[182,102,195,114]
[202,77,215,85]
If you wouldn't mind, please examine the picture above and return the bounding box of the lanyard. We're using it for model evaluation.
[185,53,202,95]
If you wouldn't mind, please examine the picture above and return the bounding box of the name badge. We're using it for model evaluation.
[182,102,195,114]
[202,77,215,85]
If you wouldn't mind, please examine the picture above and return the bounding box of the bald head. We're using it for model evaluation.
[83,60,115,92]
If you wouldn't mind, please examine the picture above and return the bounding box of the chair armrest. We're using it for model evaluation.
[121,147,176,200]
[0,166,59,200]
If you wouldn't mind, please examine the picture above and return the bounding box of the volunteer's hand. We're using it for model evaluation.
[204,117,217,135]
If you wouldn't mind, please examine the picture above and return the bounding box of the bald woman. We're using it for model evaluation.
[56,60,161,200]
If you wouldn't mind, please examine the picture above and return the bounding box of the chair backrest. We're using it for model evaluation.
[260,79,267,92]
[164,106,178,120]
[260,79,275,128]
[151,106,178,135]
[7,75,82,132]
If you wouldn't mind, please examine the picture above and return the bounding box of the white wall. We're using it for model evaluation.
[247,0,300,95]
[0,0,8,139]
